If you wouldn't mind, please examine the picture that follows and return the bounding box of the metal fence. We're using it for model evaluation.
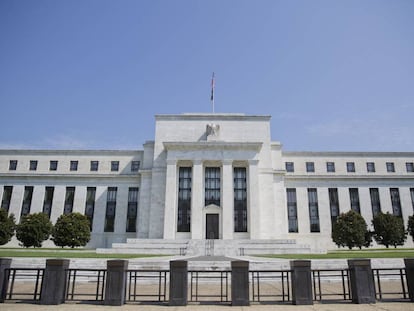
[126,269,169,303]
[373,268,408,301]
[312,269,351,302]
[250,270,291,303]
[65,268,106,301]
[189,270,230,303]
[3,268,44,302]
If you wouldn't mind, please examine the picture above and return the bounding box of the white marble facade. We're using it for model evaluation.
[1,113,414,250]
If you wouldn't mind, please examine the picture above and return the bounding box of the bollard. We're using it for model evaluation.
[40,259,70,305]
[404,258,414,302]
[104,260,128,306]
[169,260,188,306]
[348,259,375,304]
[231,260,249,306]
[290,260,313,305]
[0,258,12,303]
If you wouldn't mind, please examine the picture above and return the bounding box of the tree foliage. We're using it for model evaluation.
[372,212,407,248]
[0,209,16,245]
[52,213,91,248]
[16,213,53,248]
[331,210,369,249]
[408,215,414,242]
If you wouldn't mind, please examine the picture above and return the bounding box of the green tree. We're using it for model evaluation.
[0,209,16,245]
[332,210,369,249]
[372,212,407,248]
[408,216,414,241]
[16,213,53,248]
[52,213,91,248]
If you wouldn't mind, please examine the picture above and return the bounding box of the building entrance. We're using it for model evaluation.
[206,214,219,239]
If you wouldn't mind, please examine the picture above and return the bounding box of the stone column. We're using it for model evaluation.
[40,259,70,305]
[0,258,12,303]
[290,260,313,305]
[104,260,128,306]
[163,159,177,239]
[191,160,203,239]
[169,260,188,306]
[348,259,376,304]
[222,160,233,239]
[404,258,414,301]
[248,160,260,239]
[231,260,249,306]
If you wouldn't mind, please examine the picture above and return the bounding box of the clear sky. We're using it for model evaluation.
[1,0,413,152]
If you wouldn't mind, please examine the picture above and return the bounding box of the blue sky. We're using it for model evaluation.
[1,0,413,152]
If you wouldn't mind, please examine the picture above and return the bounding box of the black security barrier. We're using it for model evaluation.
[66,268,106,301]
[348,259,376,304]
[104,260,128,306]
[40,259,69,305]
[290,260,313,305]
[231,260,249,306]
[169,260,187,306]
[404,258,414,302]
[0,258,12,303]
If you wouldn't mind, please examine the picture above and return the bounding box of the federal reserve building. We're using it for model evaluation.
[1,113,414,254]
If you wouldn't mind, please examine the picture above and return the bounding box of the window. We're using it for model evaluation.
[410,188,414,212]
[178,167,191,232]
[126,187,139,232]
[370,188,381,217]
[308,188,320,232]
[306,162,315,173]
[329,188,339,226]
[205,167,220,206]
[131,161,140,172]
[90,161,99,171]
[349,188,360,213]
[390,188,402,217]
[1,186,13,212]
[285,162,294,172]
[29,160,38,171]
[234,167,247,232]
[105,187,117,232]
[386,162,395,172]
[111,161,119,172]
[43,187,54,218]
[347,162,355,173]
[21,186,33,217]
[64,187,75,214]
[367,162,375,173]
[406,162,414,173]
[85,187,96,231]
[50,160,58,171]
[70,161,78,171]
[326,162,335,173]
[286,188,298,233]
[9,160,17,171]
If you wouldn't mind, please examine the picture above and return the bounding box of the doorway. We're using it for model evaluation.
[205,214,219,239]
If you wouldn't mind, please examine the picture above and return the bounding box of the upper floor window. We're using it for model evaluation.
[50,160,58,171]
[9,160,17,171]
[386,162,395,173]
[90,161,99,171]
[406,162,414,173]
[285,162,294,172]
[131,161,140,172]
[367,162,375,173]
[205,167,220,206]
[306,162,315,173]
[346,162,355,173]
[29,160,38,171]
[70,161,78,171]
[111,161,119,172]
[326,162,335,173]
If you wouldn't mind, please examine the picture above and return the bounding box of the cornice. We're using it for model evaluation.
[283,151,414,158]
[163,141,263,151]
[155,113,271,122]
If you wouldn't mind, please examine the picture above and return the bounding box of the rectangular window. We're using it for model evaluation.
[177,167,191,232]
[347,162,355,172]
[406,162,414,173]
[131,161,140,172]
[90,161,99,171]
[9,160,17,171]
[285,162,294,172]
[329,188,340,226]
[286,188,298,233]
[64,187,75,214]
[50,160,58,171]
[327,162,335,173]
[105,187,117,232]
[126,187,139,232]
[29,160,38,171]
[85,187,96,231]
[205,167,220,206]
[349,188,360,213]
[70,161,78,171]
[308,188,320,232]
[21,186,33,217]
[1,186,13,212]
[367,162,375,173]
[370,188,381,217]
[386,162,395,172]
[306,162,315,173]
[111,161,119,172]
[42,187,54,218]
[411,188,414,212]
[234,167,247,232]
[390,188,402,217]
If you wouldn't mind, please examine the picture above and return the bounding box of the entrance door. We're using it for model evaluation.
[206,214,219,239]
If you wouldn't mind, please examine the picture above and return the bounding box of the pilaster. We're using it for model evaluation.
[222,160,233,239]
[191,160,203,239]
[163,159,177,239]
[248,159,259,239]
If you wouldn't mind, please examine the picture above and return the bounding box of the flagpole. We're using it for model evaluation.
[211,72,215,113]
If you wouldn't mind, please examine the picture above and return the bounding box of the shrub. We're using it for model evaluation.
[332,210,369,249]
[0,209,16,245]
[408,215,414,241]
[52,213,91,248]
[372,212,407,248]
[16,213,53,248]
